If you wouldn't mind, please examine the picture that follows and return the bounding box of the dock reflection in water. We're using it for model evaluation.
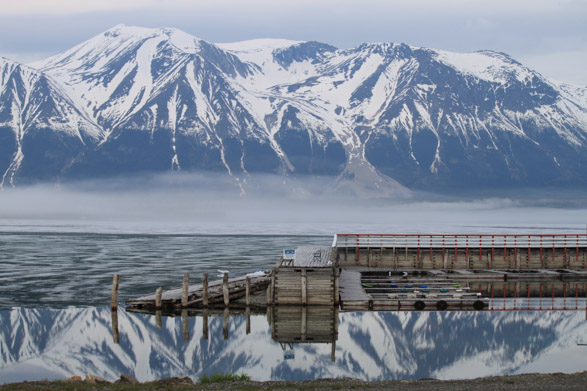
[2,301,587,383]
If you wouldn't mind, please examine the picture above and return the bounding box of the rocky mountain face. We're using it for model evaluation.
[1,25,586,194]
[0,58,101,187]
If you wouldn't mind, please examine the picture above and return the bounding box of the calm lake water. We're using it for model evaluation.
[1,219,587,383]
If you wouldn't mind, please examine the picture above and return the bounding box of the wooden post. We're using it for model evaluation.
[155,310,162,329]
[333,268,339,305]
[333,306,339,337]
[266,285,271,306]
[246,306,251,335]
[155,287,162,309]
[202,309,209,340]
[223,307,229,340]
[331,340,336,362]
[301,306,307,341]
[111,274,120,310]
[223,272,229,307]
[182,273,189,308]
[111,308,119,344]
[301,269,307,306]
[202,273,209,307]
[271,270,276,305]
[245,276,251,306]
[181,309,189,341]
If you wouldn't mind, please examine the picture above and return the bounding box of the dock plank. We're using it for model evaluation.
[339,269,370,304]
[282,246,333,268]
[126,273,270,306]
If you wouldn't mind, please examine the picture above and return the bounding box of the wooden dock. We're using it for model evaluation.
[335,234,587,270]
[124,232,587,314]
[126,272,270,310]
[272,246,337,306]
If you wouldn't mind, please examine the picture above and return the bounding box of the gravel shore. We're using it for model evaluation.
[1,372,586,390]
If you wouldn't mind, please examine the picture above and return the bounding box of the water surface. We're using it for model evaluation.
[1,220,586,383]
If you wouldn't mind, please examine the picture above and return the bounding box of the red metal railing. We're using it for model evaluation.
[333,233,587,249]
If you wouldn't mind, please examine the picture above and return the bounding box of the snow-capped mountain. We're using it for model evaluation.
[1,307,585,382]
[0,58,101,188]
[1,25,586,193]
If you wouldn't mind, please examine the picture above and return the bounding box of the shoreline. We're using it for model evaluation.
[2,372,587,390]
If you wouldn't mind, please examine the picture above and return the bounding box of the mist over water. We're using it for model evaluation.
[1,173,586,235]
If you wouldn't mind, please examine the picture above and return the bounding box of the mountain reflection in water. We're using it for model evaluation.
[1,307,586,383]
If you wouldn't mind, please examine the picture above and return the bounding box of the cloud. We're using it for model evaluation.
[520,49,587,85]
[2,0,165,15]
[0,0,585,83]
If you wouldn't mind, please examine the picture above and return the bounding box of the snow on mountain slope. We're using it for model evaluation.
[0,57,101,188]
[34,25,221,134]
[434,49,533,83]
[4,25,585,192]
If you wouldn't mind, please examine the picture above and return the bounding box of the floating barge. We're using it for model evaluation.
[126,233,587,313]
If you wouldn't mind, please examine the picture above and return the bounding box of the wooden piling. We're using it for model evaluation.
[111,308,119,344]
[301,269,307,305]
[202,309,209,340]
[301,306,307,341]
[156,310,162,329]
[181,309,189,341]
[223,272,229,307]
[333,307,339,336]
[155,287,162,309]
[202,273,209,307]
[331,340,336,362]
[223,307,229,339]
[245,276,251,306]
[182,273,189,308]
[111,274,120,310]
[334,269,340,305]
[246,306,251,335]
[271,270,276,305]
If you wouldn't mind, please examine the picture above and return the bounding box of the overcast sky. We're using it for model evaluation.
[1,0,585,84]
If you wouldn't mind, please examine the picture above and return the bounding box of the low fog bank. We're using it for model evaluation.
[1,172,586,235]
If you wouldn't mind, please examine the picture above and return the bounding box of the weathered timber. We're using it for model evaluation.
[156,310,162,329]
[223,308,229,339]
[202,273,208,307]
[271,306,337,343]
[246,276,251,306]
[111,274,120,310]
[155,288,162,309]
[223,272,229,307]
[181,309,189,341]
[202,309,209,340]
[301,269,307,305]
[111,309,119,344]
[274,267,335,306]
[126,272,270,310]
[335,235,587,271]
[182,274,189,308]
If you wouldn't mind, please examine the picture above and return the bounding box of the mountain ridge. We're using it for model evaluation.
[0,25,585,194]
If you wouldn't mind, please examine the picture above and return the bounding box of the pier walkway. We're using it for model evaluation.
[125,232,587,313]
